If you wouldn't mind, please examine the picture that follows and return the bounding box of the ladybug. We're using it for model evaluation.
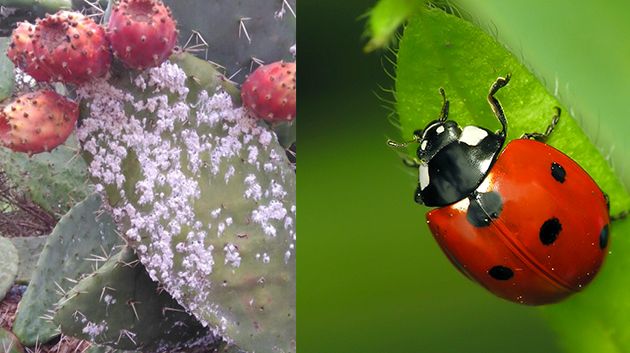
[390,75,616,305]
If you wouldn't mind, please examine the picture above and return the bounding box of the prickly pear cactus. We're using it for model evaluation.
[84,345,114,353]
[0,328,24,353]
[0,236,19,301]
[0,37,15,100]
[165,0,296,83]
[76,54,296,352]
[9,235,47,284]
[54,246,215,352]
[12,193,123,346]
[0,135,91,217]
[84,345,136,353]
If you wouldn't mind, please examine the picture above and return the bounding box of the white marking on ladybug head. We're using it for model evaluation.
[422,122,440,139]
[436,125,445,134]
[419,163,430,190]
[420,140,428,151]
[459,126,488,146]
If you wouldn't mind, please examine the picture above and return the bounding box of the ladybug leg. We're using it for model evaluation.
[414,184,424,204]
[387,129,423,149]
[522,107,561,142]
[402,157,421,168]
[438,87,450,122]
[601,192,629,221]
[487,74,511,138]
[603,192,630,221]
[388,130,423,168]
[611,210,629,221]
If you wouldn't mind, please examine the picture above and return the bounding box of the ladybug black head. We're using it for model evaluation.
[415,120,461,162]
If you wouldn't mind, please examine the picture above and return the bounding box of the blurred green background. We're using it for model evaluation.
[299,1,563,352]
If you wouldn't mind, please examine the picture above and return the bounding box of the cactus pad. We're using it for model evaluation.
[12,193,123,346]
[76,54,296,352]
[0,37,16,101]
[0,237,19,302]
[0,135,91,217]
[0,328,24,353]
[84,344,136,353]
[9,235,47,284]
[54,246,215,352]
[165,0,296,83]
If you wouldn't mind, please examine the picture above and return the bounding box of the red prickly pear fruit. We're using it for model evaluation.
[107,0,178,70]
[241,61,297,123]
[33,11,111,84]
[0,90,79,154]
[6,22,52,82]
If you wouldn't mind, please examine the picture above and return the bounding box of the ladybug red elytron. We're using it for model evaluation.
[390,75,615,305]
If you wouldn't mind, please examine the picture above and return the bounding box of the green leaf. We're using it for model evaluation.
[363,0,420,52]
[445,0,630,195]
[396,7,630,213]
[0,37,15,102]
[395,7,630,352]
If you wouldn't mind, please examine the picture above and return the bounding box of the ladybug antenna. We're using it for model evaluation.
[387,129,422,148]
[438,87,449,122]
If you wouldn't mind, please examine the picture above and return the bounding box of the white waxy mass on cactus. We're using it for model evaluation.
[76,60,296,352]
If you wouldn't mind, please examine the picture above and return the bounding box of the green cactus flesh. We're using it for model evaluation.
[76,54,296,352]
[83,342,236,353]
[0,0,72,13]
[9,235,48,284]
[0,328,24,353]
[273,121,296,149]
[0,37,15,102]
[83,346,115,353]
[0,135,91,217]
[169,51,241,103]
[164,0,296,84]
[83,344,137,353]
[12,193,124,346]
[0,237,18,302]
[54,246,216,352]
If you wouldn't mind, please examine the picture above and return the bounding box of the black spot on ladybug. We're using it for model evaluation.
[466,191,503,227]
[600,224,609,249]
[551,162,566,183]
[540,217,562,245]
[488,265,513,281]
